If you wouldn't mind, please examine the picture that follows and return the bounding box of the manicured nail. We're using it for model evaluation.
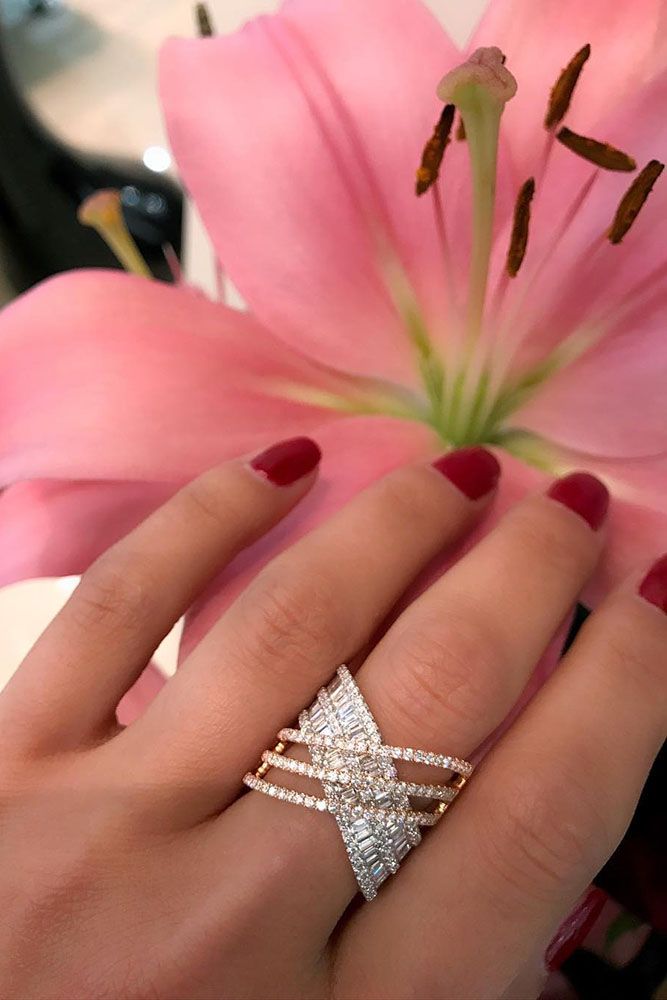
[432,446,501,500]
[547,472,609,530]
[638,554,667,614]
[250,437,321,486]
[546,887,607,971]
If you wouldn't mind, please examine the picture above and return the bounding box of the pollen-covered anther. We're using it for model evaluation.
[78,189,151,278]
[415,104,455,196]
[195,3,214,36]
[544,44,591,130]
[556,127,636,171]
[608,159,665,244]
[506,177,536,277]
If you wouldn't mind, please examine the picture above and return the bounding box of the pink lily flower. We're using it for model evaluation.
[1,0,666,674]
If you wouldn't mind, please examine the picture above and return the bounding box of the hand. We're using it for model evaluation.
[1,438,664,999]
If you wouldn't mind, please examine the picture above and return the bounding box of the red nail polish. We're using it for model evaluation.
[547,472,609,530]
[250,437,321,486]
[638,554,667,613]
[546,887,607,971]
[432,447,501,500]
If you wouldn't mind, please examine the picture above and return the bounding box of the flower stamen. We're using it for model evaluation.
[544,44,591,130]
[195,3,214,37]
[506,177,536,277]
[608,159,665,243]
[556,127,637,171]
[415,104,455,196]
[78,190,152,278]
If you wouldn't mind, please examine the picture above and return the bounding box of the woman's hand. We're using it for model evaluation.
[1,437,664,999]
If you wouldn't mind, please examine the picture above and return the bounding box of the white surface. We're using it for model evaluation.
[0,0,487,690]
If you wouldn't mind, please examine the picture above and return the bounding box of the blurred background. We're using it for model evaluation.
[0,3,663,996]
[0,0,486,682]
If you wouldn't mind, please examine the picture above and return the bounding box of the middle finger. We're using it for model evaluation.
[216,470,609,938]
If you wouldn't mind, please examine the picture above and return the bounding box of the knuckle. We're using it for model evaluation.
[382,608,506,743]
[239,564,342,682]
[597,603,667,697]
[512,506,590,579]
[378,466,452,527]
[72,559,154,636]
[479,759,609,906]
[180,472,245,534]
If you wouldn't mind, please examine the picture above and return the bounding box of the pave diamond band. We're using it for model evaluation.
[243,665,473,900]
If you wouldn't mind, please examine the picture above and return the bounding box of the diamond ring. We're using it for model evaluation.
[243,665,473,900]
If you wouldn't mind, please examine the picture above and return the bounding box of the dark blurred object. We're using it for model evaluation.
[560,606,666,998]
[29,1,62,14]
[0,27,182,293]
[566,606,666,935]
[597,743,667,933]
[562,930,667,1000]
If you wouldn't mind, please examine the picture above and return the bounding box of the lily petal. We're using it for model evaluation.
[470,0,666,171]
[512,313,667,458]
[499,436,667,600]
[0,270,351,485]
[180,415,439,659]
[0,479,174,587]
[497,71,667,455]
[577,451,667,603]
[160,0,467,382]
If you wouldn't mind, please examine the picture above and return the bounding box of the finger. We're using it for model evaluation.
[119,446,500,812]
[356,554,667,999]
[359,470,609,757]
[0,437,321,753]
[200,470,609,948]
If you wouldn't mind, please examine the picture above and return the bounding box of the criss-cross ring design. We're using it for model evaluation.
[243,666,473,900]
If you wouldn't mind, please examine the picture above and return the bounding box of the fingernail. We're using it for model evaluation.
[249,437,321,486]
[638,554,667,614]
[547,472,609,530]
[546,887,607,971]
[432,446,501,500]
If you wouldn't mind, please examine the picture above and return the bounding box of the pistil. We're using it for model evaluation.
[436,48,517,351]
[431,48,517,441]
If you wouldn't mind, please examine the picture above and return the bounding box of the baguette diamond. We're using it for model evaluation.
[243,665,473,900]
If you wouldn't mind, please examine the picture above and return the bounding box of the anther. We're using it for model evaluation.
[415,104,455,196]
[608,159,664,244]
[78,190,152,277]
[456,117,466,141]
[544,44,591,130]
[506,177,536,277]
[556,127,636,171]
[195,2,214,37]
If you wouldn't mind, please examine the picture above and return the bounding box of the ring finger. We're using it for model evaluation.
[118,445,501,813]
[215,469,609,939]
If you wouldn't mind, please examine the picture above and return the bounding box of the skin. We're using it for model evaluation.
[0,447,664,999]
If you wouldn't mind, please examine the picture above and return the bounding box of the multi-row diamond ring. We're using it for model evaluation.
[243,665,473,900]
